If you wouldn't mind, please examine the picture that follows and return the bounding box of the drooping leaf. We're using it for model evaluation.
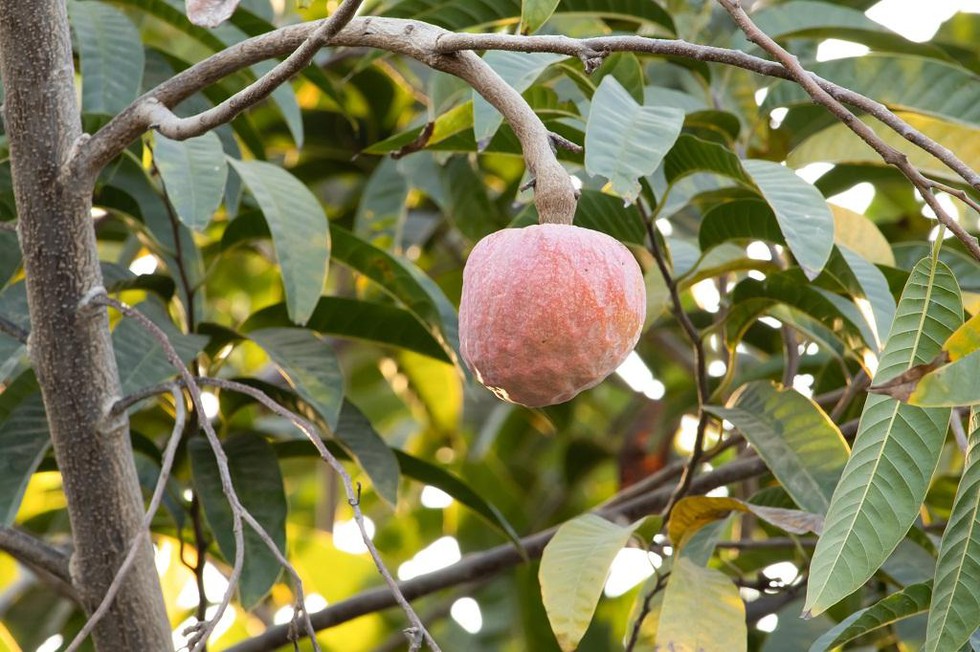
[473,52,566,146]
[189,434,287,610]
[655,557,746,652]
[243,298,451,363]
[248,328,344,430]
[68,0,144,115]
[585,76,684,202]
[742,159,835,280]
[804,256,962,617]
[668,496,823,551]
[539,514,652,651]
[353,158,409,251]
[0,374,48,525]
[330,225,461,369]
[705,381,849,515]
[836,245,897,350]
[228,159,330,325]
[334,401,400,508]
[663,133,750,185]
[153,132,228,231]
[520,0,560,34]
[809,582,933,652]
[697,199,783,252]
[926,412,980,651]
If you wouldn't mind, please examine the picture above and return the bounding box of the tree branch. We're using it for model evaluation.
[716,0,980,261]
[226,456,768,652]
[0,525,76,601]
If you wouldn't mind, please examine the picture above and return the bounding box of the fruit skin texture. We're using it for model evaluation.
[459,224,646,408]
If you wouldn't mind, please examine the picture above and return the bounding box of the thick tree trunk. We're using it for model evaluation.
[0,2,172,650]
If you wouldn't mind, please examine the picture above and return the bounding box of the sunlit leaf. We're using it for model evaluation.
[585,76,684,202]
[520,0,560,34]
[805,256,962,617]
[945,311,980,361]
[189,434,287,610]
[668,496,822,551]
[540,514,652,651]
[153,132,227,232]
[742,159,834,280]
[655,557,746,652]
[705,381,849,515]
[228,159,330,325]
[69,0,144,115]
[830,204,895,267]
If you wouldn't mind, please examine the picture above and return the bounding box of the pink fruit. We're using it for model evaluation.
[459,224,646,408]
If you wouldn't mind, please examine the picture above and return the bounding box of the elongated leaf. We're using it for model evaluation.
[330,225,461,369]
[473,52,566,146]
[656,557,746,652]
[585,77,684,202]
[69,0,144,115]
[831,205,895,267]
[189,435,287,610]
[244,298,450,363]
[112,301,209,395]
[354,158,409,251]
[926,413,980,650]
[520,0,560,33]
[837,245,897,350]
[153,132,228,232]
[893,243,980,293]
[742,159,834,280]
[0,375,48,525]
[392,450,522,548]
[228,159,329,325]
[910,349,980,407]
[705,381,849,515]
[698,199,783,252]
[668,496,823,551]
[766,54,980,129]
[540,514,651,651]
[249,328,344,430]
[663,134,751,185]
[804,257,962,617]
[334,401,400,507]
[810,582,932,651]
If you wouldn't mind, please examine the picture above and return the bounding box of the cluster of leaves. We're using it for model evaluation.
[0,0,979,650]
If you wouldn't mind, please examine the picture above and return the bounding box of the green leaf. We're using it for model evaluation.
[585,76,684,202]
[330,225,462,370]
[248,328,344,430]
[69,0,144,115]
[244,298,451,363]
[0,375,48,525]
[809,582,933,651]
[835,245,897,350]
[0,228,20,289]
[189,434,287,610]
[705,381,849,515]
[742,159,834,280]
[392,450,523,548]
[765,54,980,129]
[539,514,651,651]
[697,199,783,252]
[473,52,566,146]
[153,132,228,232]
[893,243,980,293]
[663,134,751,185]
[353,158,409,251]
[518,189,647,245]
[112,301,209,395]
[520,0,560,33]
[804,257,962,617]
[655,557,746,652]
[926,414,980,651]
[228,159,330,325]
[910,349,980,407]
[831,204,896,267]
[335,401,400,507]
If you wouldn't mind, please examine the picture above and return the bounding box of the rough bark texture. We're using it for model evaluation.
[0,2,172,649]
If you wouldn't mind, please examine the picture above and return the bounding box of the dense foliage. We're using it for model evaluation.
[1,0,979,650]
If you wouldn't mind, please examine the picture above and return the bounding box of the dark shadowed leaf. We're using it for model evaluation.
[0,373,48,525]
[69,0,144,115]
[334,401,400,507]
[809,582,932,651]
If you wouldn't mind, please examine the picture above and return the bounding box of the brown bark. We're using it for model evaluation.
[0,1,172,649]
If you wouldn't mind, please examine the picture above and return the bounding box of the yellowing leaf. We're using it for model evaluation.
[668,496,823,551]
[539,514,652,651]
[830,204,896,267]
[945,311,980,361]
[655,557,746,652]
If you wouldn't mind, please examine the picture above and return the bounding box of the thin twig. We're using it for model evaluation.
[0,315,28,344]
[85,294,321,652]
[64,383,186,652]
[195,376,442,652]
[0,526,76,601]
[830,369,869,422]
[716,0,980,262]
[623,569,669,652]
[639,203,712,517]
